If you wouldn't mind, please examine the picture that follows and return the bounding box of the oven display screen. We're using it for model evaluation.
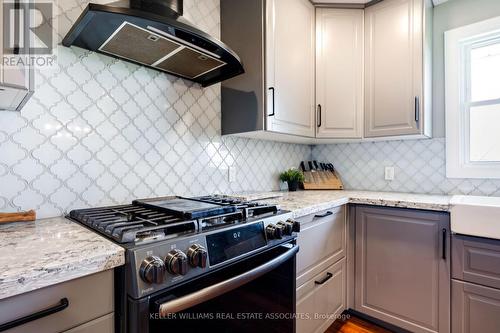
[206,223,267,266]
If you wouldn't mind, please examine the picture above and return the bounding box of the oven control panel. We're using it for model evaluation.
[128,212,298,299]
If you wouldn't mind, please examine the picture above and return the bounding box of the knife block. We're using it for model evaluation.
[302,170,344,190]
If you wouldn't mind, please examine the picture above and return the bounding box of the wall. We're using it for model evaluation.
[313,138,500,196]
[432,0,500,137]
[0,0,310,219]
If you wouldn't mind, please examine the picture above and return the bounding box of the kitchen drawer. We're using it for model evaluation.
[452,279,500,333]
[296,258,346,333]
[63,313,114,333]
[0,270,114,333]
[452,234,500,289]
[296,206,345,286]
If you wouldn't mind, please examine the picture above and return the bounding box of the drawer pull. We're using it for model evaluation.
[314,272,333,285]
[0,298,69,332]
[314,211,333,218]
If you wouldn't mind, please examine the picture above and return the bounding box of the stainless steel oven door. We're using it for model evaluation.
[129,242,298,333]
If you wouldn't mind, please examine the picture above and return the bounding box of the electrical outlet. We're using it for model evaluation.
[384,166,395,181]
[228,166,237,183]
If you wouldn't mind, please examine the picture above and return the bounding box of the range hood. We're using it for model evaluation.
[62,0,244,87]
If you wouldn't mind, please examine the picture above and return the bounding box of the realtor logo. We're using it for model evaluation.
[2,0,56,67]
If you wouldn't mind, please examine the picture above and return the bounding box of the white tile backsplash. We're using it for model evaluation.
[3,0,500,220]
[313,138,500,196]
[0,0,311,218]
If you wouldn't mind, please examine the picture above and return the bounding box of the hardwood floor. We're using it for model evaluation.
[325,315,394,333]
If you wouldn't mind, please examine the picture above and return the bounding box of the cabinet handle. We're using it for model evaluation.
[268,87,275,117]
[414,96,420,123]
[442,228,447,260]
[315,272,333,285]
[317,104,322,127]
[0,298,69,332]
[314,211,333,218]
[12,1,21,55]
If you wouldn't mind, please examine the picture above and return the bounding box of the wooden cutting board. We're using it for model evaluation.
[0,210,36,224]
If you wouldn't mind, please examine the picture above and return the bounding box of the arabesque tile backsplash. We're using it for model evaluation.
[0,0,310,218]
[2,0,500,220]
[313,138,500,197]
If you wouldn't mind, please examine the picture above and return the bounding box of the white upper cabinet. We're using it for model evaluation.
[221,0,432,144]
[316,8,364,139]
[266,0,316,138]
[0,0,34,111]
[364,0,431,138]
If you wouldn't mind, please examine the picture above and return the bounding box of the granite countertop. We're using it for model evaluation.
[0,217,125,301]
[0,190,454,301]
[233,190,452,217]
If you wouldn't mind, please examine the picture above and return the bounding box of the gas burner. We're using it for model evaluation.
[69,205,198,243]
[69,195,282,244]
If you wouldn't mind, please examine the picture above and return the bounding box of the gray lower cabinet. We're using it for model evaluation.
[451,280,500,333]
[354,205,450,333]
[452,234,500,289]
[451,234,500,333]
[296,258,346,333]
[296,206,346,285]
[295,206,347,333]
[0,270,114,333]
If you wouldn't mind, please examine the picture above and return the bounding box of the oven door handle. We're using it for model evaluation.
[158,244,299,316]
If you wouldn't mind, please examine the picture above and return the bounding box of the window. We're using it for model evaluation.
[445,16,500,178]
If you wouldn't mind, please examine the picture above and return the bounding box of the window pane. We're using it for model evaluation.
[470,103,500,162]
[471,42,500,102]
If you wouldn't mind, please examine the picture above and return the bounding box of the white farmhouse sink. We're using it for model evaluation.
[450,195,500,240]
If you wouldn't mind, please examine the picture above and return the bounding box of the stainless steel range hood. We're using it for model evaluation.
[62,0,244,87]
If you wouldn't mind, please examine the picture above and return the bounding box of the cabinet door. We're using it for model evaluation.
[364,0,423,137]
[296,206,346,286]
[266,0,315,137]
[0,270,113,333]
[452,280,500,333]
[296,258,346,333]
[62,314,114,333]
[355,206,450,333]
[316,9,364,139]
[0,0,33,111]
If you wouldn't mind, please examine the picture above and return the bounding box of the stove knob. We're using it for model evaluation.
[287,218,301,233]
[165,249,188,275]
[277,221,293,236]
[140,256,165,284]
[187,244,208,268]
[266,223,283,240]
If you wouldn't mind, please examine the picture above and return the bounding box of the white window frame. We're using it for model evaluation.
[445,16,500,179]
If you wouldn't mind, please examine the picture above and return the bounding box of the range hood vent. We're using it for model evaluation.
[62,0,244,87]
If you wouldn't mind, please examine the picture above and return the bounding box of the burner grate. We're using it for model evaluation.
[69,205,197,244]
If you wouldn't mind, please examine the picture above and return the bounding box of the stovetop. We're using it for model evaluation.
[68,195,282,245]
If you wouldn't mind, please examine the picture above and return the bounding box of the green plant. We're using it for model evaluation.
[279,168,305,183]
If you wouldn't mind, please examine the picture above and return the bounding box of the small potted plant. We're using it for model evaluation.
[279,168,305,192]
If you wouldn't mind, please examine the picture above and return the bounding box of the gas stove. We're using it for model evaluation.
[68,195,299,299]
[69,195,286,245]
